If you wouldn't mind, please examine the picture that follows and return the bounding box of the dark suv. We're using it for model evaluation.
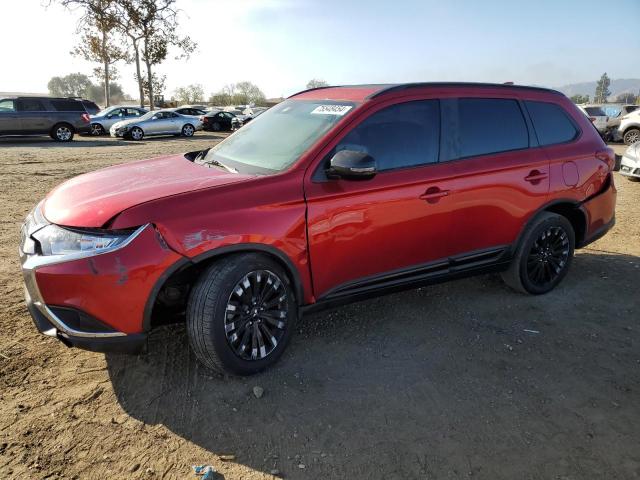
[20,83,616,375]
[0,97,90,141]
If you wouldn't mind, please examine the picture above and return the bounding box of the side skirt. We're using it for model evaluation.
[301,245,511,316]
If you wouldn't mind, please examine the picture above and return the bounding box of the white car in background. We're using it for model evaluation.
[89,105,147,135]
[617,109,640,145]
[619,142,640,181]
[577,105,608,134]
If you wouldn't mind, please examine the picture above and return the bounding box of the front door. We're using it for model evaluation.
[305,99,457,299]
[0,99,19,135]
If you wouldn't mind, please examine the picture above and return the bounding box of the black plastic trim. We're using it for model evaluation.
[577,215,615,248]
[311,245,510,308]
[304,246,511,315]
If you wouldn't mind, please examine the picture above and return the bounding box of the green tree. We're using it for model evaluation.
[134,71,166,106]
[47,73,93,98]
[209,82,266,106]
[594,73,611,104]
[54,0,127,107]
[306,78,329,89]
[570,94,590,104]
[114,0,195,110]
[173,84,205,104]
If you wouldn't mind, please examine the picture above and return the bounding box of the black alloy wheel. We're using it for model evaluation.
[525,226,570,289]
[187,253,297,375]
[501,212,575,295]
[224,270,289,361]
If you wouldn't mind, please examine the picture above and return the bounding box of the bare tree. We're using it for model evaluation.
[306,78,329,89]
[53,0,126,107]
[113,0,195,109]
[173,84,205,104]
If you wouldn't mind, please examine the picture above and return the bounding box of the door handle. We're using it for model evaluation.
[420,187,450,203]
[524,170,548,184]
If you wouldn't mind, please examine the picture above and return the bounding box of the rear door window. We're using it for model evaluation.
[441,98,529,160]
[525,101,579,146]
[335,100,440,171]
[17,99,46,111]
[50,100,83,112]
[585,106,606,116]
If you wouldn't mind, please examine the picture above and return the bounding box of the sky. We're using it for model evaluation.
[2,0,639,99]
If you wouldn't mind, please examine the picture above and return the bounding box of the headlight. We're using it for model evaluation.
[32,225,133,256]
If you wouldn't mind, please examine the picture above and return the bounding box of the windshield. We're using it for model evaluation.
[202,99,356,173]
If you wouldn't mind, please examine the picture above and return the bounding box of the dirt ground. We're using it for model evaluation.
[0,134,638,480]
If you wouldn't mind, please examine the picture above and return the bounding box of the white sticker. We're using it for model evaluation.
[311,105,352,116]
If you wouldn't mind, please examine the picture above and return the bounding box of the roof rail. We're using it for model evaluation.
[287,85,339,98]
[367,82,562,99]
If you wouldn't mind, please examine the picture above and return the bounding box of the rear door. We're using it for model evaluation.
[441,97,549,255]
[16,98,50,133]
[305,99,458,299]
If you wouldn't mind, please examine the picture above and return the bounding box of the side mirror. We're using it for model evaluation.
[327,150,377,180]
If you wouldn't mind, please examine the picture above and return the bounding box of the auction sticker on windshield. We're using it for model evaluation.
[311,105,353,116]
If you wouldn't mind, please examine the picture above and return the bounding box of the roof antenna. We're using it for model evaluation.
[503,81,514,85]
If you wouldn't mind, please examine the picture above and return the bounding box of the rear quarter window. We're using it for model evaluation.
[525,101,579,146]
[50,100,84,112]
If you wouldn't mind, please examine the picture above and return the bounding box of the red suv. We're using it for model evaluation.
[20,83,616,375]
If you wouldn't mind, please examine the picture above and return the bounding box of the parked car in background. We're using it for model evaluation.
[0,96,90,141]
[80,99,101,115]
[170,106,207,117]
[200,110,241,131]
[619,142,640,181]
[20,82,616,375]
[89,106,148,135]
[577,105,608,134]
[110,109,202,140]
[618,109,640,145]
[603,104,639,142]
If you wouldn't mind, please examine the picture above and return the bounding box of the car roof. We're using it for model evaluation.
[289,82,563,102]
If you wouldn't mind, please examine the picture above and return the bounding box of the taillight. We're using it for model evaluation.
[81,113,90,123]
[201,116,208,123]
[588,117,596,123]
[595,148,615,172]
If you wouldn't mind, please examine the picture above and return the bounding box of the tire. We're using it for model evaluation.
[623,128,640,145]
[90,123,104,136]
[187,253,297,375]
[129,126,144,141]
[501,212,575,295]
[212,122,221,132]
[181,124,195,137]
[626,176,640,182]
[51,123,74,142]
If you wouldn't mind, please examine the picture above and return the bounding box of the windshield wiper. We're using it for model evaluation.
[195,148,238,174]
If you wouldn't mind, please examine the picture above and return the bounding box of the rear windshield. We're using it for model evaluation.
[50,99,85,112]
[584,107,606,116]
[202,99,356,173]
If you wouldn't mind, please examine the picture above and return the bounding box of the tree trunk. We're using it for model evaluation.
[143,38,154,110]
[133,41,144,108]
[102,31,111,107]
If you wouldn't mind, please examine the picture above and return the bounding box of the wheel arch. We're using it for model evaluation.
[514,199,587,253]
[143,243,305,332]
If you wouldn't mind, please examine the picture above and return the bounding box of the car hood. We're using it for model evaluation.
[624,142,640,159]
[43,154,253,228]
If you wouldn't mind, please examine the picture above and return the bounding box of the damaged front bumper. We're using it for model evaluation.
[19,205,183,354]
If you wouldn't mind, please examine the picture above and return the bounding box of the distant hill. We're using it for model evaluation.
[556,78,640,100]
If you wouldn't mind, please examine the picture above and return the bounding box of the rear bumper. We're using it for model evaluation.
[577,176,617,248]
